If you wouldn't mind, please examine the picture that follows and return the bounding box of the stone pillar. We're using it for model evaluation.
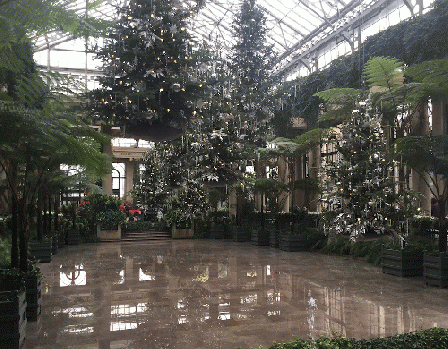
[102,139,113,196]
[124,160,135,203]
[308,145,321,212]
[294,155,306,211]
[277,157,290,212]
[410,102,431,213]
[228,190,237,218]
[254,160,266,212]
[431,100,446,136]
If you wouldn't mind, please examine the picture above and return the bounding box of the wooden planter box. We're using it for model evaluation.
[251,228,270,246]
[279,235,308,252]
[269,230,279,248]
[97,224,122,241]
[381,248,423,277]
[0,289,27,349]
[66,229,80,245]
[25,274,42,322]
[28,240,52,263]
[232,226,250,242]
[210,224,225,239]
[423,252,448,288]
[172,223,194,239]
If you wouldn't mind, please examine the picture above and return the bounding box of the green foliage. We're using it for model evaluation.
[164,182,209,226]
[249,328,448,348]
[293,128,332,153]
[405,59,448,99]
[194,216,212,239]
[394,136,448,177]
[253,178,288,194]
[275,2,448,132]
[364,57,404,89]
[97,210,126,230]
[0,236,11,269]
[231,0,277,147]
[292,178,321,195]
[0,0,109,72]
[315,88,362,126]
[77,193,124,232]
[409,215,438,235]
[321,236,393,265]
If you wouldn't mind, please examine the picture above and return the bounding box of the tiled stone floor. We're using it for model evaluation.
[26,240,448,349]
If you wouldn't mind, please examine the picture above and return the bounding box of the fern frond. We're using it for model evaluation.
[405,59,448,99]
[364,56,404,91]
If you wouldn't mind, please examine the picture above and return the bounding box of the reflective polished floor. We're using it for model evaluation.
[26,240,448,349]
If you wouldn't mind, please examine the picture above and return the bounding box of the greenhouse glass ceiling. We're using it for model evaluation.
[33,0,434,82]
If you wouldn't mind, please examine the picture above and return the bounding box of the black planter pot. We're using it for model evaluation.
[279,235,308,252]
[28,240,52,263]
[25,274,42,321]
[251,228,270,246]
[232,226,250,242]
[381,248,423,277]
[269,230,279,248]
[210,224,225,239]
[423,252,448,288]
[0,289,27,349]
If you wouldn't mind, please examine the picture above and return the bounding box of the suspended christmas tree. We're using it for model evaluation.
[87,0,202,141]
[231,0,277,147]
[187,45,247,187]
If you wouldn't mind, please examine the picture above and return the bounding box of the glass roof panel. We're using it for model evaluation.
[33,0,436,79]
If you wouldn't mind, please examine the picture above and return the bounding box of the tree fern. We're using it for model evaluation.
[405,58,448,99]
[314,88,362,126]
[364,56,404,90]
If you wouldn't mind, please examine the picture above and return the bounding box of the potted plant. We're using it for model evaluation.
[381,223,437,277]
[381,244,424,277]
[165,209,194,239]
[65,203,80,245]
[278,226,309,252]
[23,265,43,322]
[251,212,271,246]
[232,219,251,242]
[96,210,126,241]
[165,185,208,239]
[278,213,312,252]
[0,270,27,349]
[424,251,448,288]
[28,231,53,264]
[0,262,43,323]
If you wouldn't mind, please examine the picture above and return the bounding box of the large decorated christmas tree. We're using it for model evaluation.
[87,0,201,141]
[320,97,417,239]
[231,0,277,147]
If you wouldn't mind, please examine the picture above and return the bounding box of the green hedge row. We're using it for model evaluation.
[240,327,448,349]
[320,236,391,265]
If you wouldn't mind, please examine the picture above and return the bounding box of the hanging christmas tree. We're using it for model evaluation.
[87,0,202,141]
[231,0,277,147]
[187,44,247,187]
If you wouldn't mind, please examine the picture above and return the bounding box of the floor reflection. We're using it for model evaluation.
[26,240,448,349]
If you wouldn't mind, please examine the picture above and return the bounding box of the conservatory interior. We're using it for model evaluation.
[3,0,448,348]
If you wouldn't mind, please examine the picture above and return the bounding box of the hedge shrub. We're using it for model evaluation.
[241,327,448,349]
